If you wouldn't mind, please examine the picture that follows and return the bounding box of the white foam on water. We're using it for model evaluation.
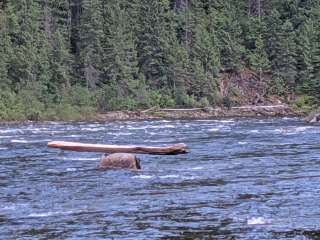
[128,124,175,130]
[46,169,60,174]
[294,126,315,132]
[11,139,52,143]
[196,120,215,122]
[280,126,316,135]
[107,132,133,136]
[148,132,157,135]
[80,127,106,132]
[249,130,260,133]
[1,205,16,211]
[238,141,248,145]
[0,129,22,133]
[127,126,147,130]
[67,135,83,138]
[0,147,8,150]
[159,174,180,179]
[247,217,271,225]
[218,120,235,123]
[28,210,75,218]
[182,176,197,180]
[10,140,28,143]
[190,167,204,170]
[66,168,77,172]
[30,128,56,134]
[270,129,283,133]
[149,125,175,129]
[209,128,220,132]
[86,124,101,128]
[131,175,154,179]
[0,136,13,139]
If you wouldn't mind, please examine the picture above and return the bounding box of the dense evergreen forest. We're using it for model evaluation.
[0,0,320,120]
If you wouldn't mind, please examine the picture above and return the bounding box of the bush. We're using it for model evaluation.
[271,77,287,96]
[292,95,317,113]
[60,85,94,107]
[148,90,175,108]
[199,97,210,108]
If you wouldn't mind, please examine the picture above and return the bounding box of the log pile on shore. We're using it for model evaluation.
[96,104,299,121]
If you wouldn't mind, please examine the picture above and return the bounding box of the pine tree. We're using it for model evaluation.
[296,20,314,90]
[101,0,140,100]
[79,0,104,88]
[245,18,270,77]
[5,0,41,90]
[50,31,72,91]
[266,10,297,93]
[212,1,244,73]
[306,18,320,99]
[137,0,178,89]
[278,20,297,92]
[0,8,10,89]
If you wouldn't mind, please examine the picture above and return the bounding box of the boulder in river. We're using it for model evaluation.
[99,153,141,170]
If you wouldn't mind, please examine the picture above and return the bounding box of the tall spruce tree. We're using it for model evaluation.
[101,0,140,101]
[137,0,177,90]
[0,8,10,90]
[79,0,104,88]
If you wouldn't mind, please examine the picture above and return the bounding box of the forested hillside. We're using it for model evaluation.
[0,0,320,120]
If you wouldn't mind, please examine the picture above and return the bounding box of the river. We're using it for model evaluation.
[1,118,320,239]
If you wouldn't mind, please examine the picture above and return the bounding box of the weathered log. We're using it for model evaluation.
[100,153,141,170]
[157,108,203,112]
[48,141,188,155]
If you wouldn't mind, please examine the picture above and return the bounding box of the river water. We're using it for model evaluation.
[0,118,320,239]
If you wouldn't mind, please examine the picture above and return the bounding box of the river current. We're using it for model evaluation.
[1,118,320,239]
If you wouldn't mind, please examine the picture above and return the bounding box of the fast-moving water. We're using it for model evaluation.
[1,118,320,239]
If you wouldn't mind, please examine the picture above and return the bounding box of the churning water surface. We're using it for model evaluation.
[0,118,320,239]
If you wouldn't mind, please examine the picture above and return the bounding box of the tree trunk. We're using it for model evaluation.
[48,141,188,155]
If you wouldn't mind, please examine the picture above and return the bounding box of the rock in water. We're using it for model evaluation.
[99,153,141,170]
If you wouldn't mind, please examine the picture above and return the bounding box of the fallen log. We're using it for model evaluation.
[48,141,188,155]
[157,108,203,112]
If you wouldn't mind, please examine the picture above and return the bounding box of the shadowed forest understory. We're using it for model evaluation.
[0,0,320,120]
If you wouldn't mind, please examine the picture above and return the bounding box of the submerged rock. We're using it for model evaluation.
[99,153,141,170]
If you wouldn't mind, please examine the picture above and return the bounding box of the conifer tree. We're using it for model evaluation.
[79,0,104,88]
[101,0,140,100]
[50,31,72,91]
[5,0,41,90]
[0,8,10,89]
[212,1,244,73]
[296,20,314,89]
[245,18,270,78]
[137,0,177,89]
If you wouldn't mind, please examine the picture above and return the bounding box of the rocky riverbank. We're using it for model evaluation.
[95,104,301,121]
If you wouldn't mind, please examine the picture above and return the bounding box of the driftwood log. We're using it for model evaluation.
[100,153,141,170]
[48,141,188,155]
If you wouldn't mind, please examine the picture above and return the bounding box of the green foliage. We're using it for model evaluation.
[292,95,318,113]
[148,90,176,108]
[1,0,320,121]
